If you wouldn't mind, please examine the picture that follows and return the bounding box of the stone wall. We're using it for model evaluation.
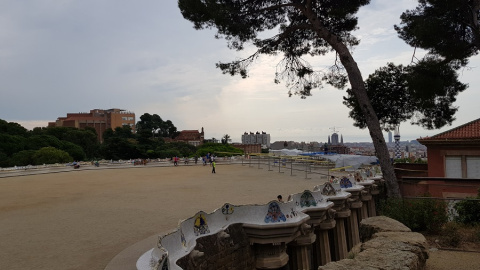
[318,216,429,270]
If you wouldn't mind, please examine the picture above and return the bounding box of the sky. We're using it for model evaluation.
[1,0,479,143]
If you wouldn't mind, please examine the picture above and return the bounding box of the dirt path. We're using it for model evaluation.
[426,249,480,270]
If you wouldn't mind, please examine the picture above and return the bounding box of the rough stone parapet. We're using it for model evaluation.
[318,216,429,270]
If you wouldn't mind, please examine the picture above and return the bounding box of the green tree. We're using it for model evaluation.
[395,0,480,65]
[31,126,99,159]
[0,134,25,156]
[60,141,86,161]
[221,134,231,144]
[178,0,402,197]
[343,60,467,131]
[24,135,62,150]
[8,150,36,167]
[136,113,177,139]
[0,119,28,136]
[100,137,139,160]
[32,147,73,165]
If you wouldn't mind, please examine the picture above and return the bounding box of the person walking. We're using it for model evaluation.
[211,160,216,174]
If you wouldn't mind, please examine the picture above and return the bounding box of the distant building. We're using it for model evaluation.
[173,127,205,146]
[327,131,349,154]
[48,108,135,142]
[241,131,270,148]
[331,132,339,145]
[232,143,261,155]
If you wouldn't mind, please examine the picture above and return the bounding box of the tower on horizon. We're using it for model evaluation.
[394,126,401,159]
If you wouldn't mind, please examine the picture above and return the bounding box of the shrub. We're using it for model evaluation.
[9,150,36,166]
[32,147,73,165]
[454,189,480,225]
[440,222,461,247]
[379,196,448,233]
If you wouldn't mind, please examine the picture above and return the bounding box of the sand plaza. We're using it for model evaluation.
[0,161,331,270]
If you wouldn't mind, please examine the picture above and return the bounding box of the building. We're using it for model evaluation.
[327,131,349,154]
[331,132,339,145]
[173,128,205,146]
[232,143,261,155]
[417,118,480,178]
[241,131,270,148]
[48,108,135,142]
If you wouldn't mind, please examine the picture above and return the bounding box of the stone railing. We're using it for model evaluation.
[136,176,384,270]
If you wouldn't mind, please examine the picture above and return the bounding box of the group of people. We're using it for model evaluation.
[172,154,216,173]
[203,153,216,173]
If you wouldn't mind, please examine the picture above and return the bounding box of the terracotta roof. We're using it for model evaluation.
[418,118,480,141]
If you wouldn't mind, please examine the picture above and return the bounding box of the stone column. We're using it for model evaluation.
[359,189,370,221]
[313,211,336,267]
[288,225,316,270]
[369,181,382,217]
[328,198,350,261]
[252,243,289,269]
[345,194,362,251]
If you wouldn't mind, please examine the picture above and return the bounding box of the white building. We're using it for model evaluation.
[241,131,271,148]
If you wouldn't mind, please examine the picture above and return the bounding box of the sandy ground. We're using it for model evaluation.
[0,163,325,270]
[426,249,480,270]
[1,163,478,270]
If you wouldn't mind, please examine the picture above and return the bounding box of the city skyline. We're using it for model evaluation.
[1,1,479,143]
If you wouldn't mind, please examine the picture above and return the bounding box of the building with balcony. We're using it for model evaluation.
[48,108,135,142]
[241,131,270,148]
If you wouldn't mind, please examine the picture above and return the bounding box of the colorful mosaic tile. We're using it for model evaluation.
[264,202,286,223]
[193,213,210,236]
[321,182,336,196]
[286,207,299,219]
[221,203,234,215]
[300,191,317,207]
[340,176,353,188]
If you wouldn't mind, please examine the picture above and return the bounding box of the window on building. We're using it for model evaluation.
[466,156,480,179]
[445,156,462,178]
[128,117,134,120]
[122,117,128,121]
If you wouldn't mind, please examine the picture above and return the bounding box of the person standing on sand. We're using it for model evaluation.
[211,160,216,173]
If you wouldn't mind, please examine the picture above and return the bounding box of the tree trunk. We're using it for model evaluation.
[305,9,401,198]
[338,47,401,198]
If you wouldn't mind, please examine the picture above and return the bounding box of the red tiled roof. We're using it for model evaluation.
[176,130,202,141]
[418,118,480,141]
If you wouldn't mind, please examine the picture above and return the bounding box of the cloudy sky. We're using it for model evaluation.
[1,0,479,143]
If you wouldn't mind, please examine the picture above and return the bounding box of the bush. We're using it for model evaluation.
[440,222,462,247]
[9,150,36,166]
[454,188,480,225]
[379,196,448,233]
[32,147,73,165]
[454,199,480,225]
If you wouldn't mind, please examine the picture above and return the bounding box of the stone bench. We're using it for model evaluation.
[138,201,310,270]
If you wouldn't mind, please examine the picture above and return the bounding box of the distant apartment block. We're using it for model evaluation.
[48,108,135,142]
[241,131,270,148]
